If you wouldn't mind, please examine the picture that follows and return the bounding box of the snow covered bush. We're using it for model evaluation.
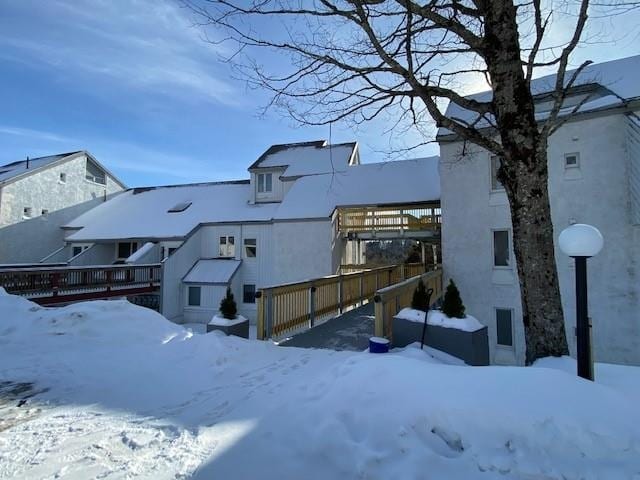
[411,279,430,312]
[441,279,466,318]
[219,287,238,319]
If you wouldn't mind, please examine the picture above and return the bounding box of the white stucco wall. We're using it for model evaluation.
[0,153,124,263]
[439,111,640,366]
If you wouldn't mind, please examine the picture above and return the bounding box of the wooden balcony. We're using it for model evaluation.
[337,203,441,238]
[0,264,162,305]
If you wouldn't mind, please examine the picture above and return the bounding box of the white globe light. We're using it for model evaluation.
[558,224,604,257]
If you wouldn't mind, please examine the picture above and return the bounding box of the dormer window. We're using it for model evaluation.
[257,173,273,193]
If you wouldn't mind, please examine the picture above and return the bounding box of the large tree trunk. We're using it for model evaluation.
[484,0,569,363]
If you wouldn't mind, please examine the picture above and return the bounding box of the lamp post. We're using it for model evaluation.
[558,224,604,381]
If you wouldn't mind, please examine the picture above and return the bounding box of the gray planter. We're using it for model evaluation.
[206,316,250,338]
[393,314,489,366]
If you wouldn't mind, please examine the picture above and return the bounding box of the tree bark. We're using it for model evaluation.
[483,0,569,363]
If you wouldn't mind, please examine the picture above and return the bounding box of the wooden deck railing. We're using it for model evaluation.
[338,203,441,234]
[256,263,430,340]
[0,264,162,305]
[339,262,425,277]
[373,269,443,339]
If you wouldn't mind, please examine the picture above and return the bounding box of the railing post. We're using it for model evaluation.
[106,269,112,293]
[309,284,317,328]
[400,263,405,280]
[256,291,265,340]
[359,273,364,306]
[338,274,344,314]
[51,273,59,297]
[374,294,384,337]
[266,290,274,338]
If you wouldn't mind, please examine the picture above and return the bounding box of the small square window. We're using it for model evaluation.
[493,230,510,267]
[244,238,257,257]
[23,207,33,219]
[490,156,504,191]
[564,153,580,169]
[188,286,201,306]
[59,173,67,183]
[243,284,256,303]
[496,308,513,346]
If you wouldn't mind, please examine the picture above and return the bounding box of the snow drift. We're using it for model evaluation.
[0,290,639,479]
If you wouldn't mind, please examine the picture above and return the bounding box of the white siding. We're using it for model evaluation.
[440,112,640,365]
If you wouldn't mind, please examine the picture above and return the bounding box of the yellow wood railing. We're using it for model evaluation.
[338,203,441,234]
[256,263,430,340]
[373,269,443,340]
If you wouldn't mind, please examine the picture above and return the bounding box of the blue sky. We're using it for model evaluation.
[1,1,639,187]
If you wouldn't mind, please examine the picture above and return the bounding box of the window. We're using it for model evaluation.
[188,286,201,306]
[23,207,32,219]
[564,152,580,169]
[493,230,510,267]
[219,236,235,257]
[244,238,257,258]
[496,309,513,347]
[243,284,256,303]
[117,242,138,259]
[59,172,67,183]
[490,155,504,191]
[41,209,49,216]
[85,160,106,185]
[257,173,273,193]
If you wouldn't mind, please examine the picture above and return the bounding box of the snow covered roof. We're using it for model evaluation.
[274,156,440,219]
[65,181,280,241]
[64,155,439,241]
[0,151,80,184]
[250,141,359,178]
[438,54,640,139]
[183,259,241,284]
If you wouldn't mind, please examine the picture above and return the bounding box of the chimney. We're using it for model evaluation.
[26,156,30,169]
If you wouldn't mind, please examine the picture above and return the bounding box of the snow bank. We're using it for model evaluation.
[1,292,639,479]
[397,307,484,332]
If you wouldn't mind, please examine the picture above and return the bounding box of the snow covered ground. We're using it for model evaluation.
[1,290,639,479]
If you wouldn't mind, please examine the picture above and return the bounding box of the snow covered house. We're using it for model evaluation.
[437,55,640,366]
[0,151,125,263]
[60,141,440,324]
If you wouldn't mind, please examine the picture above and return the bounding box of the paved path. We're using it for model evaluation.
[279,303,375,351]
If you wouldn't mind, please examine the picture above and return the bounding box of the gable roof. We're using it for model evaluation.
[438,54,640,139]
[249,140,359,178]
[0,150,127,188]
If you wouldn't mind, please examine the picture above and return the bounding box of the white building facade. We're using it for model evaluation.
[0,151,125,263]
[61,141,440,326]
[438,55,640,366]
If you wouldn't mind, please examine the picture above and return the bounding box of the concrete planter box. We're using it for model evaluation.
[393,311,489,366]
[207,315,249,338]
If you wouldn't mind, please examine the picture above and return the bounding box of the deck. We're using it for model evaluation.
[0,264,162,305]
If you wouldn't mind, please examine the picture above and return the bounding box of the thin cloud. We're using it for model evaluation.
[0,125,76,143]
[0,0,238,106]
